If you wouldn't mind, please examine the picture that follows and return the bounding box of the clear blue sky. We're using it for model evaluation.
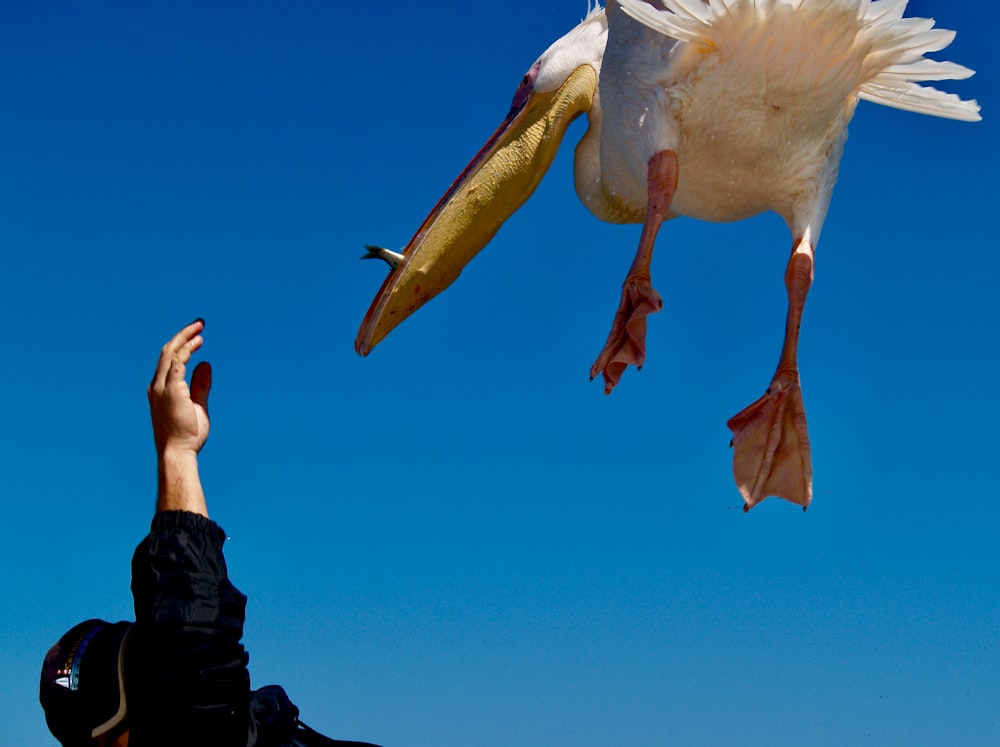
[2,1,997,745]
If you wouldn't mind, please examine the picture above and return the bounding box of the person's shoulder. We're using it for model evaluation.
[250,685,299,745]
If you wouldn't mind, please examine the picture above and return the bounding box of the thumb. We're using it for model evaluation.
[190,361,212,413]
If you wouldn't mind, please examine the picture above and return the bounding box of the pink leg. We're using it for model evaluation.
[727,238,815,511]
[590,150,678,394]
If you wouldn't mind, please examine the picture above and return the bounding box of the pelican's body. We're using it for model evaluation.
[586,2,855,226]
[356,0,979,510]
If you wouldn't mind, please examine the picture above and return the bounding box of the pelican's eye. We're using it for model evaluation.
[508,61,541,114]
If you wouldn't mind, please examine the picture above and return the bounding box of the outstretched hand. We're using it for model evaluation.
[148,320,212,516]
[148,319,212,457]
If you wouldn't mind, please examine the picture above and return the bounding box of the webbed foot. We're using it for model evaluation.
[727,370,812,511]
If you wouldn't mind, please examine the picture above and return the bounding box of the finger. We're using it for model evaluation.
[173,334,203,366]
[150,319,205,391]
[190,361,212,413]
[165,334,205,389]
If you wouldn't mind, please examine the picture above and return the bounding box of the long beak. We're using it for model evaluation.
[355,64,597,356]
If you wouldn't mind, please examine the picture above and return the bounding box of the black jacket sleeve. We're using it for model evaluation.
[126,510,252,747]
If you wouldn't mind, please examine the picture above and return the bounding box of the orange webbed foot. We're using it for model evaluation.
[727,370,813,511]
[590,150,676,395]
[589,278,663,394]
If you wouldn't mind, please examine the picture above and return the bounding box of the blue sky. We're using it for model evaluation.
[1,1,997,744]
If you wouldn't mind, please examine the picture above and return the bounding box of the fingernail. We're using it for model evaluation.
[193,317,206,327]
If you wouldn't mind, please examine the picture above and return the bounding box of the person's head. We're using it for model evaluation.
[40,620,132,747]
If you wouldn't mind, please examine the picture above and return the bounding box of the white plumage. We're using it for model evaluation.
[619,0,979,121]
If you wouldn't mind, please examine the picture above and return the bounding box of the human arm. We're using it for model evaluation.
[127,320,252,747]
[147,319,211,516]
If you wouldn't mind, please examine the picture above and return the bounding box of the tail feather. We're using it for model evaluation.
[884,59,975,82]
[859,81,981,121]
[864,0,909,28]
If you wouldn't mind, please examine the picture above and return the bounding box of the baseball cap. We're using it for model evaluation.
[40,619,132,746]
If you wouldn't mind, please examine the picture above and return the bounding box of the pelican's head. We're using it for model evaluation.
[355,6,608,356]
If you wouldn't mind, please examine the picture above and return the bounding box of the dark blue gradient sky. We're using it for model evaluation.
[2,2,996,744]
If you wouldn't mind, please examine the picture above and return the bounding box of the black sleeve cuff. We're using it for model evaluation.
[131,510,246,629]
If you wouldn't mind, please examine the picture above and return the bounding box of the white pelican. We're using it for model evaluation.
[355,0,979,511]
